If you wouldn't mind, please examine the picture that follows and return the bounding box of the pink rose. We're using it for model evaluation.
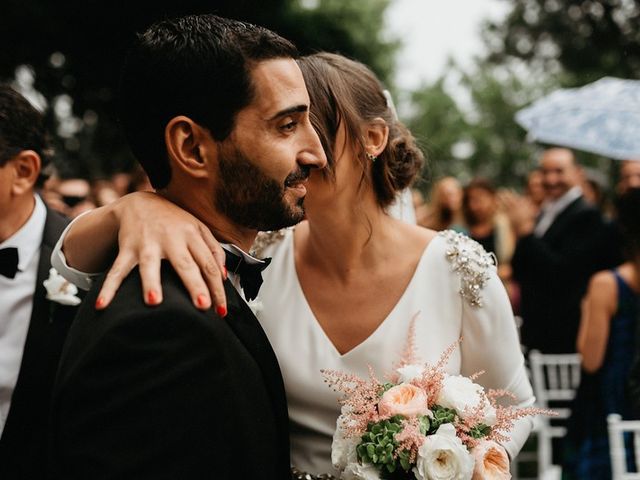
[471,440,511,480]
[378,384,430,418]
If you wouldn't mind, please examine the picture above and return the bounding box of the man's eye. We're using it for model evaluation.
[280,121,297,132]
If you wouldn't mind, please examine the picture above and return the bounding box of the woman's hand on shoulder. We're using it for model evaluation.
[97,192,227,314]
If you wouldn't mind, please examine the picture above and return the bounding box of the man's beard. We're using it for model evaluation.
[216,144,309,232]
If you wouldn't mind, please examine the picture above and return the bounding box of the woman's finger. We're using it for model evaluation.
[96,251,137,309]
[198,223,227,274]
[138,245,164,306]
[166,244,212,311]
[188,239,228,317]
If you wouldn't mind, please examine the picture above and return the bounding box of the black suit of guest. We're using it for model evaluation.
[0,207,77,480]
[512,196,617,354]
[48,262,290,480]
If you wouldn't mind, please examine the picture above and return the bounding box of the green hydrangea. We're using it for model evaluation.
[357,416,402,472]
[357,414,432,477]
[428,405,457,432]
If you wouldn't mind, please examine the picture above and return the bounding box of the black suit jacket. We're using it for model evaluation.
[512,196,617,353]
[48,263,290,479]
[0,207,77,479]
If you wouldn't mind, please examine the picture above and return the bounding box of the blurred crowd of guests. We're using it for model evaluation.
[39,166,152,219]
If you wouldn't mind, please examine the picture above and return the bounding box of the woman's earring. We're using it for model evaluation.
[366,152,377,162]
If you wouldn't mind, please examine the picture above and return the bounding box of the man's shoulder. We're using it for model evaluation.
[564,195,600,218]
[83,264,215,326]
[61,264,240,375]
[42,205,70,248]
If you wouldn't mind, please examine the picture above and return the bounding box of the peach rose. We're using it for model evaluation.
[471,440,511,480]
[378,384,431,418]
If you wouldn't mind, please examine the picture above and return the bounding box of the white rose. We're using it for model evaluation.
[332,418,359,469]
[436,375,497,426]
[342,462,381,480]
[413,423,474,480]
[43,268,81,306]
[397,364,425,383]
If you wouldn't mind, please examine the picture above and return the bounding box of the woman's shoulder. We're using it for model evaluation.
[429,229,498,308]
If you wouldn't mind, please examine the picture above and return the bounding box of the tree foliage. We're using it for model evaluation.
[407,0,636,191]
[484,0,640,85]
[0,0,398,177]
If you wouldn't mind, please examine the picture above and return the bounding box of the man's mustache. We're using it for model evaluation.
[284,166,311,187]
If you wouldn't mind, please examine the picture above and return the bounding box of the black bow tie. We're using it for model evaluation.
[224,249,272,301]
[0,247,19,279]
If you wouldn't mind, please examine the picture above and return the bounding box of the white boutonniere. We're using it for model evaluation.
[43,268,81,306]
[246,298,263,317]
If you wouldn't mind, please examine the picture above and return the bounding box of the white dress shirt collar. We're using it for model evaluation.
[534,186,583,237]
[541,186,582,214]
[221,243,266,265]
[0,195,46,272]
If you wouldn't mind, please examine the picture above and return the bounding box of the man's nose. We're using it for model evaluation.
[298,123,327,169]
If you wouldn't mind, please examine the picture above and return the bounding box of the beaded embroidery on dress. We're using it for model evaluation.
[439,230,496,308]
[250,228,292,259]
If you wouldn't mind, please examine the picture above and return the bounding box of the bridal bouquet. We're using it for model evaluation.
[322,326,549,480]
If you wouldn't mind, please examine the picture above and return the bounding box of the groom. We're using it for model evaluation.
[48,15,325,479]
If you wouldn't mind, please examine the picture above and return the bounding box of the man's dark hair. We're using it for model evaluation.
[119,14,298,189]
[0,85,50,187]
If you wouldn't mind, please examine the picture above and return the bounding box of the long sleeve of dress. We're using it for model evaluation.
[459,253,535,459]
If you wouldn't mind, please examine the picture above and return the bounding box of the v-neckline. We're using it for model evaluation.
[289,233,441,358]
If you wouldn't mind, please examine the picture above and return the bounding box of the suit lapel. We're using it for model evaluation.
[542,196,586,241]
[222,281,290,458]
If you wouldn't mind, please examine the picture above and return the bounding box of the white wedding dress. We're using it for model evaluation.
[52,227,534,476]
[255,229,534,476]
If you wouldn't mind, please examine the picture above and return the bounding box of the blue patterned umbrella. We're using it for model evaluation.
[515,77,640,160]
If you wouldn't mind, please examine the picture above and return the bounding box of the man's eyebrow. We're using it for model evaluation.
[267,104,308,121]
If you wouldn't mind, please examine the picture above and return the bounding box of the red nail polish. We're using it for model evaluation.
[197,294,209,309]
[95,297,105,309]
[147,290,158,305]
[216,305,227,318]
[222,265,228,280]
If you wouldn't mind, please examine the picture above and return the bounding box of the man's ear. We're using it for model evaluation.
[364,118,389,159]
[165,116,216,179]
[10,151,41,195]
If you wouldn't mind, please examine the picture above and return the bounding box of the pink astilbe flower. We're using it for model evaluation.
[321,365,383,437]
[412,339,461,406]
[389,313,421,383]
[487,389,517,403]
[488,404,556,444]
[395,417,426,464]
[456,394,493,448]
[482,389,556,443]
[468,370,485,382]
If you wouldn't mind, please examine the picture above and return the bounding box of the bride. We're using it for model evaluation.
[52,52,534,476]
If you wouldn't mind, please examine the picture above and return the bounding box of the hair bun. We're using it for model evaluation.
[373,121,425,207]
